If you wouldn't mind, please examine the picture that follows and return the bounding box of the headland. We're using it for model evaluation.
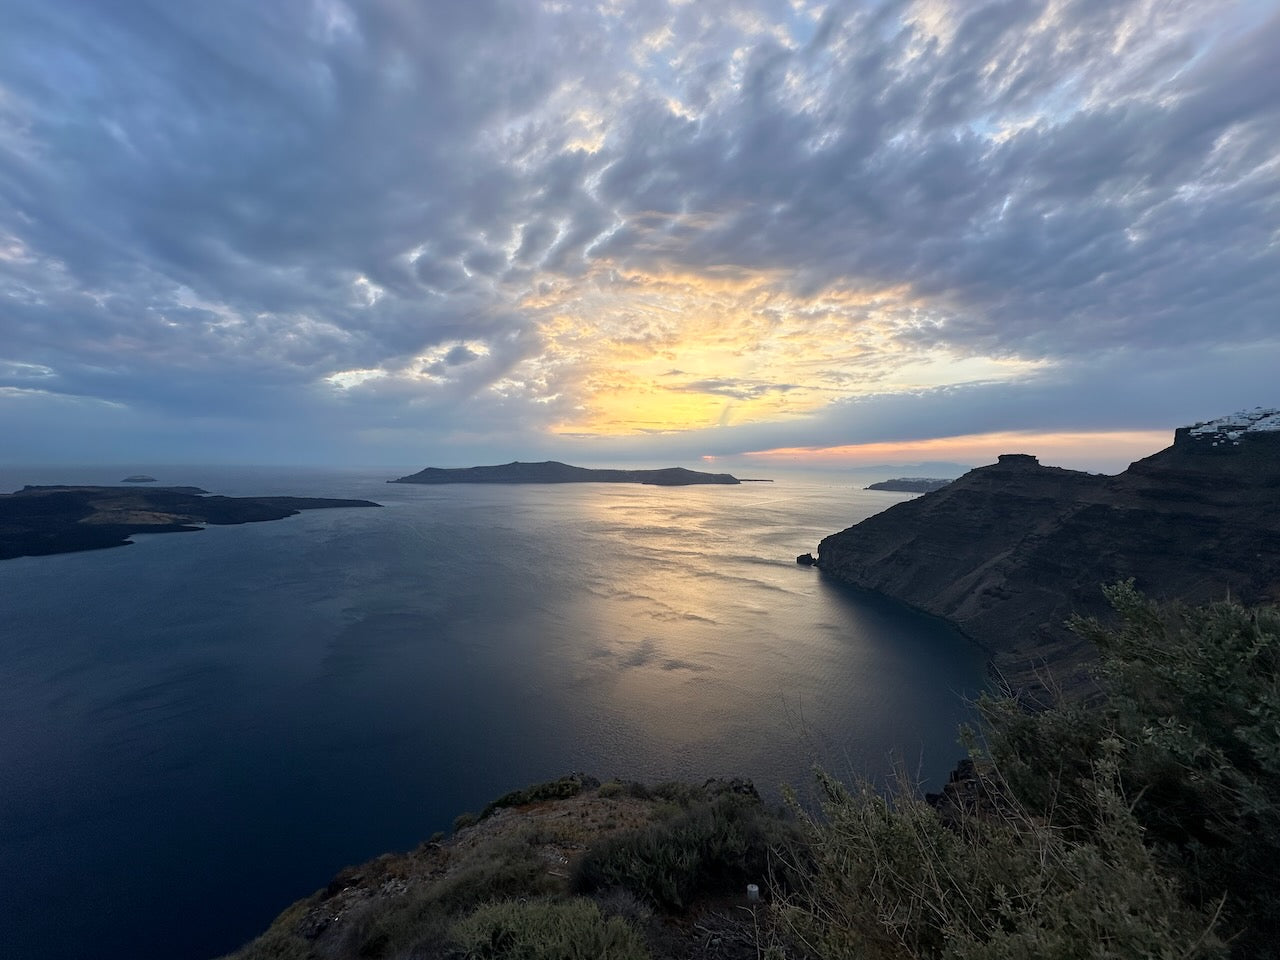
[0,485,381,561]
[812,407,1280,695]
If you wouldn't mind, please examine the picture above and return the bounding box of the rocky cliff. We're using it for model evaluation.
[816,409,1280,695]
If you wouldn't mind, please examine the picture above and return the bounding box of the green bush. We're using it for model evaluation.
[454,811,480,832]
[977,582,1280,957]
[451,897,649,960]
[335,837,556,958]
[777,764,1222,960]
[646,780,704,806]
[481,774,599,819]
[572,792,798,910]
[597,780,626,799]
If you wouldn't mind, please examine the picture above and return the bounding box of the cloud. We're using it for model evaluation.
[442,344,480,366]
[0,0,1276,464]
[675,378,801,401]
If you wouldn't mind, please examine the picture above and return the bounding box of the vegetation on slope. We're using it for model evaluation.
[780,584,1278,959]
[226,587,1278,960]
[977,583,1280,958]
[223,778,798,960]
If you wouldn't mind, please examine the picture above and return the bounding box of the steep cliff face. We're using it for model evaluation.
[816,414,1280,694]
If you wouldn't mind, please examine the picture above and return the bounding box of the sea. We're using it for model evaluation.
[0,465,988,960]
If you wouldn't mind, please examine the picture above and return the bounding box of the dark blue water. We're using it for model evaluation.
[0,467,987,960]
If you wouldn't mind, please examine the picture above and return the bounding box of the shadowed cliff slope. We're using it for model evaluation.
[816,415,1280,693]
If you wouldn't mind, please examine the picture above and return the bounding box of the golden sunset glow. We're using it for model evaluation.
[746,430,1171,470]
[515,263,1048,436]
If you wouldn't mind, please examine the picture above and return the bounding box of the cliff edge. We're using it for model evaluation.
[816,409,1280,694]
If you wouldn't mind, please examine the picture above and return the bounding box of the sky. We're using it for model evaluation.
[1,0,1277,473]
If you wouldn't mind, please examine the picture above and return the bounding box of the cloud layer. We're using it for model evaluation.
[1,0,1277,466]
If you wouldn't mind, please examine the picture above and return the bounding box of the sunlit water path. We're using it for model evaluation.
[0,467,986,959]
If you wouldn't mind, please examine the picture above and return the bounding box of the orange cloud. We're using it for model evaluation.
[511,261,1047,437]
[745,430,1171,472]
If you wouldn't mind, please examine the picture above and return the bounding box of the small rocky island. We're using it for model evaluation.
[391,460,742,486]
[865,477,953,493]
[0,485,380,561]
[121,474,157,483]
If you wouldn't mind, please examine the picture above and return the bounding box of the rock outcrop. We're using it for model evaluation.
[816,409,1280,695]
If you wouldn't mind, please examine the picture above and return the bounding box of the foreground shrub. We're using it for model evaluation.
[481,773,600,819]
[572,792,798,910]
[597,780,627,799]
[778,763,1223,960]
[978,583,1280,957]
[452,897,649,960]
[334,837,556,958]
[773,584,1280,959]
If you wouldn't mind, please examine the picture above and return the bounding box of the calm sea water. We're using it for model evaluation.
[0,466,987,960]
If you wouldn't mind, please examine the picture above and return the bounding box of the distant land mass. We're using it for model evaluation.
[815,407,1280,696]
[121,474,157,483]
[865,477,953,493]
[390,460,745,486]
[0,485,381,561]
